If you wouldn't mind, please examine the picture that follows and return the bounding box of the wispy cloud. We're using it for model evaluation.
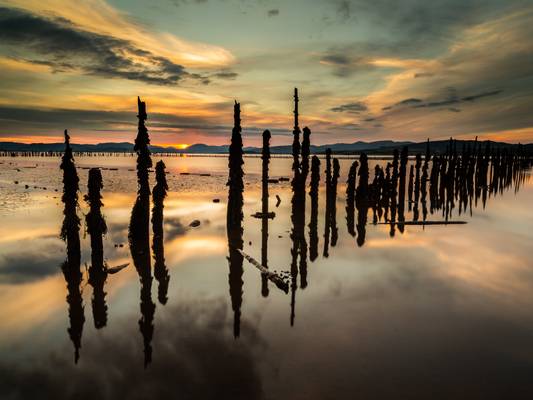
[330,102,368,113]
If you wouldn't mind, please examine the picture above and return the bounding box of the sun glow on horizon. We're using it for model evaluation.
[167,143,190,150]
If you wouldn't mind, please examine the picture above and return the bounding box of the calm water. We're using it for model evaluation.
[1,155,533,399]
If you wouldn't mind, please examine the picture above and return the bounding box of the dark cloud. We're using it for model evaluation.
[0,7,206,86]
[336,1,351,22]
[321,53,351,65]
[330,0,521,51]
[397,98,423,106]
[0,105,293,139]
[330,102,368,113]
[384,90,503,111]
[212,70,239,80]
[267,9,279,17]
[0,299,265,399]
[0,237,65,283]
[319,51,375,77]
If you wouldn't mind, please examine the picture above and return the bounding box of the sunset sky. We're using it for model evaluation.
[0,0,532,147]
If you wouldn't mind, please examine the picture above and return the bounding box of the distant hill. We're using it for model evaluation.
[1,139,531,155]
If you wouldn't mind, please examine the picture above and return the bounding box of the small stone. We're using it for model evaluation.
[189,220,201,228]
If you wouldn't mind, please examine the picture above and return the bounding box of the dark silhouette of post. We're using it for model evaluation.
[84,168,108,329]
[129,97,155,367]
[330,158,339,247]
[59,130,84,364]
[413,153,421,222]
[289,89,310,326]
[346,161,358,237]
[389,149,399,237]
[152,160,169,305]
[323,148,332,256]
[356,153,369,246]
[308,156,320,261]
[227,101,244,338]
[398,147,408,232]
[261,129,271,297]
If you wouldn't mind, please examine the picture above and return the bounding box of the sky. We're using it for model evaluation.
[0,0,532,147]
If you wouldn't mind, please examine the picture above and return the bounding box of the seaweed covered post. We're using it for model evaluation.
[129,97,155,367]
[398,146,408,232]
[289,92,310,325]
[355,153,369,247]
[61,130,81,262]
[346,161,358,237]
[135,96,152,199]
[152,160,169,305]
[59,129,84,364]
[413,153,422,222]
[261,129,271,297]
[298,126,311,287]
[85,168,108,329]
[227,101,244,338]
[308,156,320,261]
[292,88,301,166]
[389,149,399,237]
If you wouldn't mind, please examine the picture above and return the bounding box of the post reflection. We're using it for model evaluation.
[59,129,85,364]
[260,129,271,297]
[226,101,244,338]
[152,160,169,305]
[129,97,155,367]
[289,89,310,326]
[85,168,108,329]
[308,155,320,262]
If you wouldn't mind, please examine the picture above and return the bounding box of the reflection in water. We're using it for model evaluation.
[0,300,265,400]
[260,129,271,297]
[330,158,340,247]
[129,97,155,367]
[323,149,332,257]
[84,168,108,329]
[288,89,311,326]
[308,155,320,262]
[152,160,169,305]
[227,101,244,338]
[59,130,85,364]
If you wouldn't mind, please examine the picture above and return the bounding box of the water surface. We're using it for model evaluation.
[1,155,533,399]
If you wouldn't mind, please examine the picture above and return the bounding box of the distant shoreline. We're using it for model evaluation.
[1,138,532,156]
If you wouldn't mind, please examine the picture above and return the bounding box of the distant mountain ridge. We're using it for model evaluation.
[1,139,531,154]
